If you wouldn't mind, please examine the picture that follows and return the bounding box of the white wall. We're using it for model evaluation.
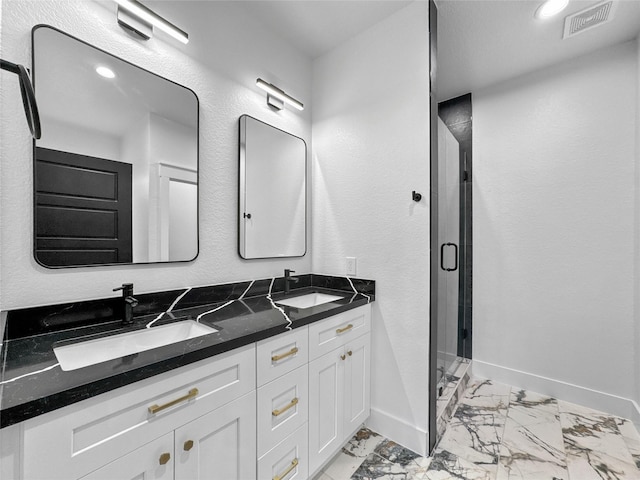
[312,1,431,455]
[473,40,639,419]
[148,114,197,171]
[122,118,150,263]
[0,0,312,308]
[38,117,121,160]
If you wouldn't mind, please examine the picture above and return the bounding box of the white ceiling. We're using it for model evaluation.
[236,0,413,59]
[436,0,640,101]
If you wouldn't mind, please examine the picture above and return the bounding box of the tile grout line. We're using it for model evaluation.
[555,397,571,480]
[495,384,512,477]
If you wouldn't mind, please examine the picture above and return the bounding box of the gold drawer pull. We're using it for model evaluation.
[336,324,353,334]
[340,354,346,361]
[148,388,198,414]
[272,347,299,362]
[159,452,171,465]
[347,350,353,356]
[272,397,299,417]
[184,440,194,451]
[273,458,299,480]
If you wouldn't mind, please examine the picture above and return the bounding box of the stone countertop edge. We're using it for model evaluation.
[0,274,374,428]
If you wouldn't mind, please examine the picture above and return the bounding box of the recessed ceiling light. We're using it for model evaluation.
[96,66,116,79]
[535,0,570,19]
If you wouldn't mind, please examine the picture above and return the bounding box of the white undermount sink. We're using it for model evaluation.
[54,320,218,371]
[276,292,344,309]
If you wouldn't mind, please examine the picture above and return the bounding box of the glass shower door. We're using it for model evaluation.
[436,117,461,394]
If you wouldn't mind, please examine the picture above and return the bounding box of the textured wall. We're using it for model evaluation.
[312,2,431,455]
[0,0,312,308]
[474,41,638,405]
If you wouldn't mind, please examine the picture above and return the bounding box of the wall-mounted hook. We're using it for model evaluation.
[412,191,422,202]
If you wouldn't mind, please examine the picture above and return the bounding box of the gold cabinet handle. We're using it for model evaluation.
[347,350,353,356]
[272,346,299,362]
[340,354,346,360]
[273,458,299,480]
[336,324,353,334]
[159,452,171,465]
[184,440,194,451]
[272,397,299,417]
[148,388,198,414]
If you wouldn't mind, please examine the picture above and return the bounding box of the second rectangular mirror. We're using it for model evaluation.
[239,115,306,259]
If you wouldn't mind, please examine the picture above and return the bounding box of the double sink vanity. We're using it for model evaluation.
[0,274,375,480]
[0,15,372,480]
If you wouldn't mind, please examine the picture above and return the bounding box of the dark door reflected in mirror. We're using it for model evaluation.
[32,25,199,268]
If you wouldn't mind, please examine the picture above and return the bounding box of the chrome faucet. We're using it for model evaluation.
[284,269,299,294]
[113,283,138,325]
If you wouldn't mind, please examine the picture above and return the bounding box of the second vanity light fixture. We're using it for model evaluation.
[114,0,189,44]
[256,78,304,111]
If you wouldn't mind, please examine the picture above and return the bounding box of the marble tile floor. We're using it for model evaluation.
[313,378,640,480]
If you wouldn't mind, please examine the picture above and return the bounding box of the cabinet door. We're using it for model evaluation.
[175,391,256,480]
[344,333,371,435]
[308,347,344,475]
[79,433,174,480]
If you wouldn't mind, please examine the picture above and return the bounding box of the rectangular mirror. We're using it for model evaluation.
[239,115,306,259]
[32,25,199,267]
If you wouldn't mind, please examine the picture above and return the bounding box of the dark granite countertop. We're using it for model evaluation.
[0,274,374,428]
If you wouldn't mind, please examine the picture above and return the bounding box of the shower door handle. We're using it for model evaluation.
[440,243,458,272]
[449,243,458,272]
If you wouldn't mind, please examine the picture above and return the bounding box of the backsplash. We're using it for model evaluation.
[3,274,375,340]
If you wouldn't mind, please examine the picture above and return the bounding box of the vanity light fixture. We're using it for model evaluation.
[535,0,570,19]
[114,0,189,44]
[95,66,116,79]
[256,78,304,111]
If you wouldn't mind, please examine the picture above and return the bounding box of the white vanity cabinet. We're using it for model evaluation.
[2,303,372,480]
[78,392,257,480]
[308,306,371,476]
[20,344,256,480]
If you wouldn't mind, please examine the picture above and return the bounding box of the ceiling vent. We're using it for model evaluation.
[563,1,616,39]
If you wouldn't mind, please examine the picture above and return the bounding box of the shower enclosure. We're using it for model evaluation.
[428,90,473,452]
[436,116,463,391]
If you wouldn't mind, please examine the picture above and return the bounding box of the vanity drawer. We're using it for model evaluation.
[22,344,256,480]
[257,326,308,386]
[308,304,371,360]
[257,364,308,457]
[258,423,308,480]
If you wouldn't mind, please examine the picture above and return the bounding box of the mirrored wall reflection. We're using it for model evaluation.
[238,115,307,259]
[32,26,199,267]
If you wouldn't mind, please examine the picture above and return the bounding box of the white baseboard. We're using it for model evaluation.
[473,360,640,429]
[365,407,429,457]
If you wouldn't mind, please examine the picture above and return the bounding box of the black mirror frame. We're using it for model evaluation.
[30,24,200,269]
